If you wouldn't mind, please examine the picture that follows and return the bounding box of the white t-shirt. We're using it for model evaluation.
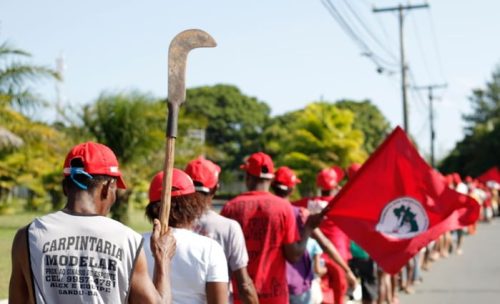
[143,228,228,304]
[194,210,249,272]
[28,211,143,304]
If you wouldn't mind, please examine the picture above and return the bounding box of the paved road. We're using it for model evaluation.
[399,219,500,304]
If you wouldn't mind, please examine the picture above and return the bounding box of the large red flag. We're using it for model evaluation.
[477,167,500,184]
[323,126,480,274]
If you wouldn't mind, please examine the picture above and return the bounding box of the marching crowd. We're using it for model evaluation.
[9,141,498,304]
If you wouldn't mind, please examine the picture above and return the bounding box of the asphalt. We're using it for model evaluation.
[399,219,500,304]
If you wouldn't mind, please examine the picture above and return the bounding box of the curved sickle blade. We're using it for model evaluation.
[161,29,216,234]
[167,29,217,138]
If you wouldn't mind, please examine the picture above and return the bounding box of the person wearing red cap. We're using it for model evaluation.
[272,166,357,304]
[221,152,323,304]
[9,142,176,304]
[343,163,382,304]
[294,167,352,304]
[144,168,229,304]
[185,156,258,304]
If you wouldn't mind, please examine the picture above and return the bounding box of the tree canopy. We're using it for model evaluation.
[335,99,391,154]
[185,85,271,171]
[264,102,367,195]
[0,41,59,110]
[440,65,500,177]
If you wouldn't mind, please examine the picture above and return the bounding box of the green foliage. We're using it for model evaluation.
[0,41,59,110]
[335,99,391,154]
[185,85,271,171]
[440,66,500,176]
[81,91,166,222]
[0,106,72,213]
[264,102,367,195]
[82,91,165,164]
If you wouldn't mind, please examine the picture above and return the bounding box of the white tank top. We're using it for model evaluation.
[28,210,143,304]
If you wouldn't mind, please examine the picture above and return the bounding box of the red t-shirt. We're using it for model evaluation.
[293,196,351,261]
[221,191,299,304]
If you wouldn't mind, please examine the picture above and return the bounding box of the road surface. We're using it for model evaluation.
[400,220,500,303]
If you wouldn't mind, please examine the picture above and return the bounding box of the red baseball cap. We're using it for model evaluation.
[240,152,274,179]
[347,163,362,179]
[148,169,195,203]
[185,156,221,193]
[316,168,338,190]
[453,173,462,184]
[274,166,301,190]
[332,165,345,182]
[63,142,126,189]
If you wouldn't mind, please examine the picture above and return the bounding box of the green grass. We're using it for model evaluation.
[0,208,152,299]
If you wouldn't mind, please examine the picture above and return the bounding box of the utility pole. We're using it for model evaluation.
[55,53,66,122]
[414,84,447,167]
[373,3,429,134]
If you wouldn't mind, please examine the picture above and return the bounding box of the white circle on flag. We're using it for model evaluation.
[376,196,429,239]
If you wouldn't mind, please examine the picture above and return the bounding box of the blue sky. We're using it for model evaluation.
[1,0,499,161]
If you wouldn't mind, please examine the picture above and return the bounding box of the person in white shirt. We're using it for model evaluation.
[185,156,258,303]
[9,142,176,304]
[143,168,229,304]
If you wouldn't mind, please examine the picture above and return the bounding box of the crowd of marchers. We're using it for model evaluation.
[8,141,498,304]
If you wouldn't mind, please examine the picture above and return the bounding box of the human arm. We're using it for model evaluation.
[311,228,357,288]
[283,213,324,263]
[129,219,176,304]
[233,267,258,304]
[205,239,229,304]
[313,254,327,277]
[9,226,34,304]
[206,282,228,304]
[226,220,258,304]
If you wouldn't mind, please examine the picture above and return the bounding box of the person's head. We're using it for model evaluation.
[145,168,206,228]
[62,142,126,214]
[240,152,275,191]
[316,168,338,196]
[347,163,362,180]
[185,156,221,208]
[271,166,301,199]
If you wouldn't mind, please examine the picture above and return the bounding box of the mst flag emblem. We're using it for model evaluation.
[323,126,480,274]
[376,197,429,239]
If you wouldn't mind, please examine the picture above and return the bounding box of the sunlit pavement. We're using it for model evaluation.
[400,219,500,303]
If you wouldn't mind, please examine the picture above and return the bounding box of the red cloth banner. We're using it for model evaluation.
[324,126,479,274]
[477,167,500,184]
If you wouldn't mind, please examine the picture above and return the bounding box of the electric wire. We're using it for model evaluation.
[340,0,399,63]
[410,12,434,83]
[427,9,447,84]
[321,0,396,72]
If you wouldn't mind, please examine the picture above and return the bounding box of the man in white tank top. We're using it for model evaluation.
[9,142,176,304]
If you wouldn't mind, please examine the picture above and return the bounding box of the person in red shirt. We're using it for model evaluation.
[221,152,322,304]
[272,166,357,304]
[294,167,351,304]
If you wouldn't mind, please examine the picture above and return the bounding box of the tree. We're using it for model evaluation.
[81,91,167,222]
[0,42,64,213]
[184,85,271,171]
[335,99,391,154]
[440,66,500,177]
[264,102,367,195]
[0,41,59,110]
[0,106,71,213]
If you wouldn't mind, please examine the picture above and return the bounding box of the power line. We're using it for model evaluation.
[414,83,447,167]
[426,9,447,83]
[410,13,433,83]
[373,3,430,134]
[320,0,396,72]
[340,0,399,63]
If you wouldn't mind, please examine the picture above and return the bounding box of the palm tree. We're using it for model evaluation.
[0,41,59,109]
